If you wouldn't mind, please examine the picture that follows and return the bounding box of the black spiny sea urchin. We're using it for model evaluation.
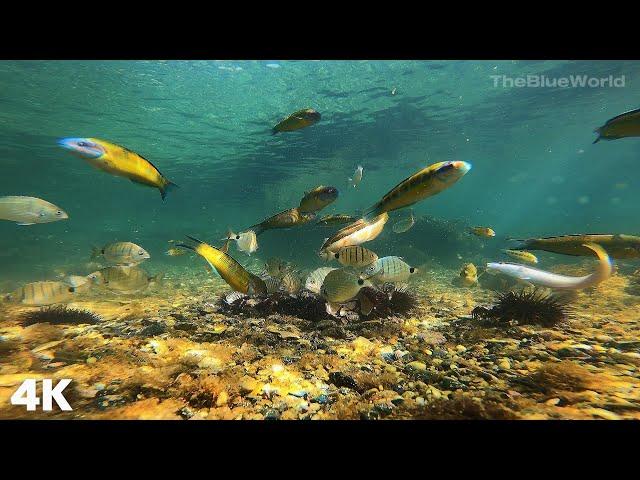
[217,292,332,321]
[358,285,418,319]
[21,305,102,326]
[471,289,568,327]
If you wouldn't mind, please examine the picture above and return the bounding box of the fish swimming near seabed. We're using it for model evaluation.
[305,267,337,294]
[509,234,640,259]
[6,281,76,306]
[319,212,389,258]
[502,249,539,265]
[593,108,640,143]
[88,266,162,294]
[0,196,68,225]
[486,243,612,290]
[58,137,178,200]
[91,242,151,266]
[249,207,316,235]
[177,236,267,295]
[362,161,471,221]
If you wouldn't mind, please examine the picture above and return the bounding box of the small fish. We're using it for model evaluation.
[298,186,339,213]
[316,214,356,227]
[62,275,93,293]
[509,234,640,259]
[89,266,161,293]
[58,138,178,200]
[362,161,471,221]
[502,249,538,265]
[165,248,188,257]
[250,207,316,235]
[6,281,76,306]
[224,291,247,304]
[225,229,258,255]
[319,213,389,258]
[593,108,640,143]
[348,165,363,188]
[260,275,282,294]
[91,242,150,266]
[392,210,415,234]
[177,236,267,295]
[332,245,378,268]
[486,243,612,290]
[279,271,302,294]
[304,267,337,294]
[363,256,417,284]
[469,226,496,238]
[391,87,397,95]
[264,258,291,278]
[0,196,68,225]
[320,268,372,303]
[272,108,321,135]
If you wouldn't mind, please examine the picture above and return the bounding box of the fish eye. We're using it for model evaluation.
[357,279,364,286]
[55,210,63,216]
[39,212,46,217]
[410,267,415,273]
[236,235,240,240]
[78,141,87,147]
[138,251,145,255]
[68,287,75,293]
[334,253,339,259]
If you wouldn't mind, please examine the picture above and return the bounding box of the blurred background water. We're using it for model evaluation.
[1,60,639,282]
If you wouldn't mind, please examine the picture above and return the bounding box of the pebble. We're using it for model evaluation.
[498,358,511,370]
[216,391,229,407]
[407,361,427,372]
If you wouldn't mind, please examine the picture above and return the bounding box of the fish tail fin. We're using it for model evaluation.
[185,235,205,245]
[583,243,613,276]
[593,127,602,144]
[90,246,101,260]
[160,181,179,201]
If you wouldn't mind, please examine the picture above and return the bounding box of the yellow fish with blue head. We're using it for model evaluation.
[58,137,178,201]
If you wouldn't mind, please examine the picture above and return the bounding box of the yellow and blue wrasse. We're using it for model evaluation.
[177,235,267,295]
[58,137,178,201]
[362,161,471,221]
[272,108,321,135]
[298,186,339,213]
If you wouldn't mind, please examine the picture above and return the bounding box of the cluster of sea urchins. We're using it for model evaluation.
[21,305,102,326]
[217,292,332,321]
[471,289,568,327]
[216,285,417,321]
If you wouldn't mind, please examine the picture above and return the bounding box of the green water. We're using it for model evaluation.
[1,60,639,284]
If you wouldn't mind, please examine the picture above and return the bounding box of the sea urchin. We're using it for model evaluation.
[21,305,102,326]
[471,289,568,327]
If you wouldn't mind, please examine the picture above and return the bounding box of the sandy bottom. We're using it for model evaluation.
[1,266,640,420]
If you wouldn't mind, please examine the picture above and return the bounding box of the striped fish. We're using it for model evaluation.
[91,242,150,266]
[7,281,76,306]
[332,245,378,268]
[279,271,302,294]
[363,256,417,284]
[260,275,282,294]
